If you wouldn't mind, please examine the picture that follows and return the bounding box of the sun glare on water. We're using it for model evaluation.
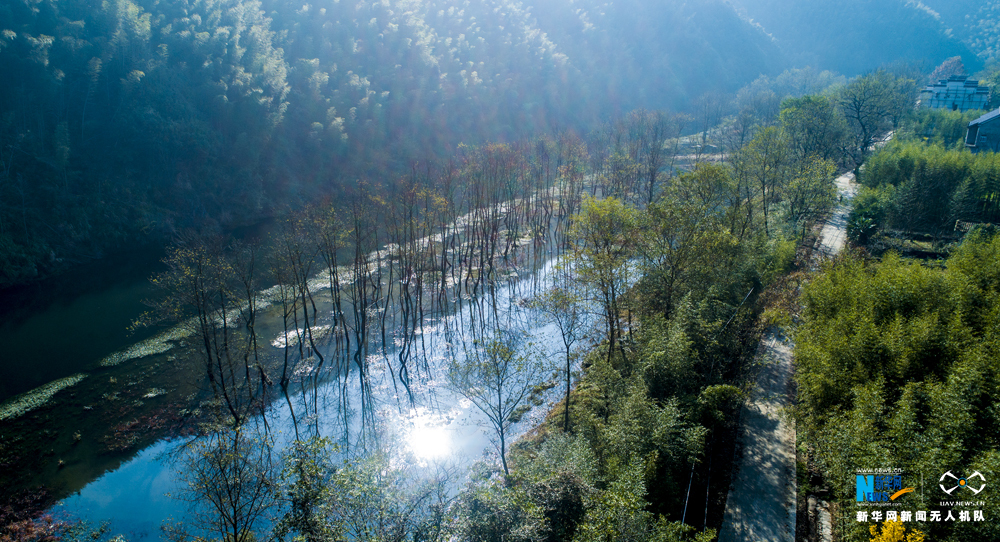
[406,409,452,460]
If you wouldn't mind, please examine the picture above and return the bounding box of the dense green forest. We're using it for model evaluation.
[0,0,788,288]
[795,233,1000,541]
[4,0,990,289]
[789,71,1000,540]
[847,109,1000,249]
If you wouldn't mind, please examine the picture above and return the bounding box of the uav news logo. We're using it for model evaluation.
[939,471,986,496]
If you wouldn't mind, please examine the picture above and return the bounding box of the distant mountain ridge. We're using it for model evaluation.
[731,0,984,75]
[0,0,788,286]
[0,0,993,286]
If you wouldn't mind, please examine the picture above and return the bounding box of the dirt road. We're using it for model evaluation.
[718,172,856,541]
[816,173,858,258]
[718,329,797,542]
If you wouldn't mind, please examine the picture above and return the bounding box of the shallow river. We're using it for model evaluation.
[1,238,585,540]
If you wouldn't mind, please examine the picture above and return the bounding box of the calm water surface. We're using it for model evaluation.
[2,238,582,540]
[0,248,165,402]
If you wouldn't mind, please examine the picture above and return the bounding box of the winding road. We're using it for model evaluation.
[718,172,856,542]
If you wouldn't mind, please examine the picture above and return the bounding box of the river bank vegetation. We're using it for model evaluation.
[123,75,853,541]
[1,84,843,539]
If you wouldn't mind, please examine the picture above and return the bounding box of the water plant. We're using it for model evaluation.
[0,374,88,422]
[99,327,190,367]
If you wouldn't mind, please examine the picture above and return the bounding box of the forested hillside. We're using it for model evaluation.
[732,0,981,75]
[919,0,1000,61]
[0,0,784,288]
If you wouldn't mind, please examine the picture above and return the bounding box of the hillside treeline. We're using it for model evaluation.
[919,0,1000,62]
[0,0,786,288]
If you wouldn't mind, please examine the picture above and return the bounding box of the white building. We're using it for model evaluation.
[919,75,990,112]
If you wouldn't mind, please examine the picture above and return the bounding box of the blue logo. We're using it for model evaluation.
[856,475,914,502]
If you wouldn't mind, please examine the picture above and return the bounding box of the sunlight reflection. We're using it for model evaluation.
[405,408,452,460]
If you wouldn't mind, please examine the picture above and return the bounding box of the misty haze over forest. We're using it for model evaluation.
[0,0,995,286]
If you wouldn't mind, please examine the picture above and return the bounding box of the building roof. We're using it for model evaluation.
[922,75,989,95]
[969,108,1000,127]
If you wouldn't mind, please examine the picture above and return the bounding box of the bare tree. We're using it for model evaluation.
[635,110,684,205]
[143,236,266,426]
[734,86,780,128]
[730,127,789,237]
[268,245,301,391]
[569,196,641,366]
[718,108,759,158]
[447,331,544,477]
[530,272,585,432]
[314,204,350,369]
[274,436,455,542]
[177,426,279,542]
[783,157,837,237]
[839,70,908,176]
[779,95,848,163]
[692,91,730,161]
